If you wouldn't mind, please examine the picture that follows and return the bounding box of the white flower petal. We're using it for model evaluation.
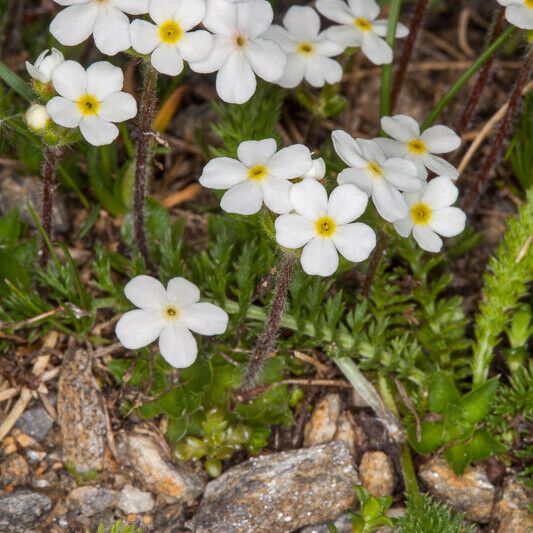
[46,97,81,128]
[116,309,165,349]
[304,158,326,180]
[429,207,466,237]
[86,61,124,100]
[150,0,180,25]
[216,52,256,104]
[267,144,312,180]
[263,25,296,53]
[337,167,373,195]
[373,19,408,38]
[98,92,137,123]
[421,176,458,209]
[275,214,316,248]
[505,5,533,30]
[323,24,361,47]
[238,138,277,166]
[79,116,119,146]
[93,6,131,55]
[152,44,184,76]
[261,177,292,214]
[49,3,98,47]
[179,303,228,335]
[313,37,346,57]
[421,125,461,154]
[373,137,407,158]
[190,34,233,73]
[327,184,368,224]
[112,0,149,14]
[393,216,413,237]
[130,19,159,54]
[159,322,198,368]
[381,158,421,192]
[177,30,213,63]
[200,157,248,189]
[245,38,286,83]
[284,6,321,41]
[236,0,273,38]
[220,180,263,214]
[348,0,380,20]
[51,60,87,101]
[381,114,420,142]
[332,222,376,262]
[166,277,200,305]
[290,179,328,220]
[332,130,366,167]
[171,0,207,30]
[412,224,443,252]
[372,179,409,222]
[362,32,392,65]
[316,0,354,25]
[422,154,459,180]
[125,275,167,309]
[301,237,339,276]
[277,54,307,88]
[305,55,343,87]
[203,0,237,35]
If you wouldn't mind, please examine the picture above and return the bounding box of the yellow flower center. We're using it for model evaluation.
[247,164,268,181]
[235,34,246,48]
[407,139,427,155]
[77,94,100,116]
[159,20,183,44]
[163,305,180,320]
[367,161,383,177]
[354,17,372,32]
[315,216,337,237]
[297,42,315,56]
[410,202,432,225]
[525,0,533,8]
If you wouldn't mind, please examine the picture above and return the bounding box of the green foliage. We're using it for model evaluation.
[407,374,505,475]
[507,92,533,191]
[97,521,145,533]
[472,189,533,386]
[397,493,475,533]
[348,486,394,533]
[295,83,348,119]
[503,304,533,374]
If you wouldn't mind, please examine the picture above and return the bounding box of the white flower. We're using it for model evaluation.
[25,48,65,84]
[200,138,312,215]
[46,60,137,146]
[263,6,344,88]
[375,115,461,180]
[50,0,149,56]
[303,157,326,180]
[190,0,286,104]
[25,104,50,131]
[316,0,408,65]
[393,176,466,252]
[130,0,213,76]
[333,130,421,222]
[497,0,533,30]
[116,275,228,368]
[275,180,376,276]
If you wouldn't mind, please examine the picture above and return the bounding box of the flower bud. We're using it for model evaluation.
[25,48,64,84]
[25,104,50,132]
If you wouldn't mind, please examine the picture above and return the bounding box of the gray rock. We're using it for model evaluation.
[359,451,395,497]
[67,486,117,517]
[193,441,359,533]
[117,431,205,501]
[1,453,30,487]
[15,406,53,442]
[0,490,52,532]
[419,456,495,523]
[496,477,533,533]
[117,484,155,514]
[304,393,341,446]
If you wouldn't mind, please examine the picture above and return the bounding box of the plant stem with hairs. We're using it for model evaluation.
[380,0,402,119]
[133,64,158,269]
[363,230,388,296]
[39,146,64,268]
[237,253,296,394]
[462,48,532,214]
[456,7,506,136]
[391,0,428,112]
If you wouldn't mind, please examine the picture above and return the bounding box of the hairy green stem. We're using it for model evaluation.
[380,0,402,119]
[423,25,516,129]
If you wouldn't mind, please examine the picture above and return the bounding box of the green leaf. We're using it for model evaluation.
[467,430,507,462]
[460,378,499,424]
[408,421,444,454]
[444,442,472,476]
[0,60,34,101]
[428,372,461,413]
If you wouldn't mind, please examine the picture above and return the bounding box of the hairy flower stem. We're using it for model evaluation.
[456,7,506,136]
[39,146,63,268]
[363,230,387,296]
[391,0,428,112]
[133,64,158,270]
[237,254,296,394]
[462,48,532,215]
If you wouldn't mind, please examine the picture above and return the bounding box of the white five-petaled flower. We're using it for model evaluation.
[275,180,376,276]
[46,60,137,146]
[375,115,461,181]
[497,0,533,30]
[316,0,408,65]
[333,130,421,222]
[25,48,65,84]
[116,275,228,368]
[130,0,213,76]
[50,0,149,56]
[264,6,344,88]
[393,176,466,252]
[200,138,312,215]
[190,0,286,104]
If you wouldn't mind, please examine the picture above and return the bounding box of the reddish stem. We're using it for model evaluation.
[391,0,429,112]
